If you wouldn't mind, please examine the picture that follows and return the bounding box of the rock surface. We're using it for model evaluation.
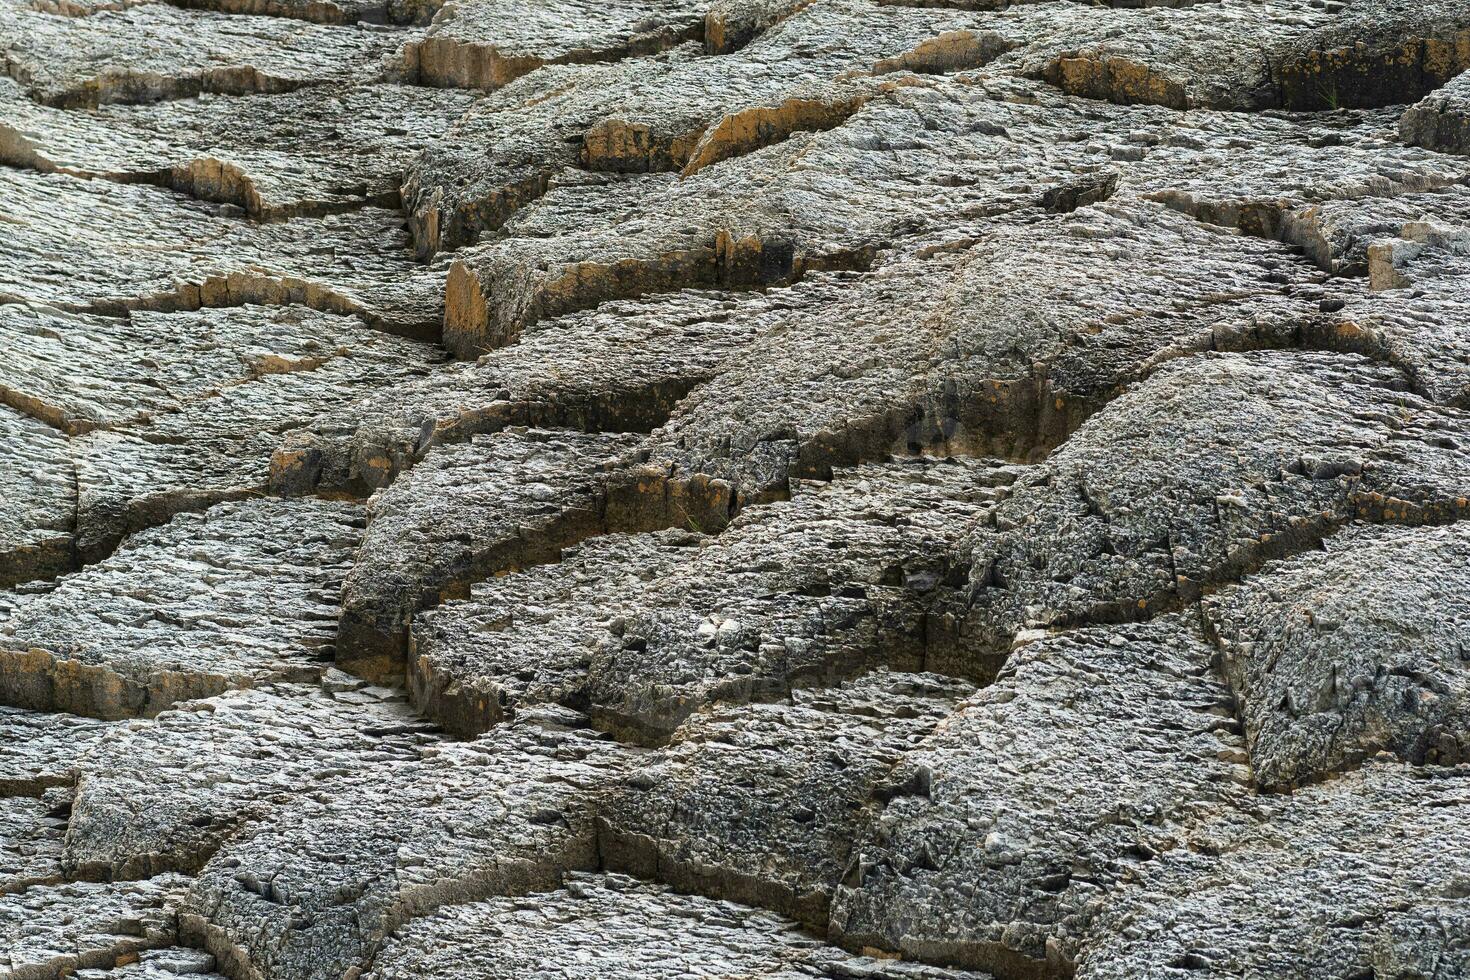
[7,1,1470,978]
[409,456,1018,738]
[0,500,363,718]
[0,403,75,588]
[0,80,477,218]
[366,872,987,979]
[0,875,193,979]
[1205,521,1470,788]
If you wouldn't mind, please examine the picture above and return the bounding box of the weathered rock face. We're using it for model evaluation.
[0,169,446,337]
[602,672,977,927]
[400,0,707,91]
[960,350,1470,660]
[0,2,397,108]
[178,708,641,980]
[0,80,477,219]
[408,457,1019,739]
[829,615,1249,976]
[364,872,988,980]
[0,875,200,979]
[0,403,75,588]
[62,681,439,879]
[1073,763,1470,980]
[1204,521,1470,788]
[9,0,1470,977]
[1402,70,1470,153]
[0,500,363,719]
[336,428,655,680]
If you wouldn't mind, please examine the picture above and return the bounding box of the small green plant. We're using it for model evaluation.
[1316,77,1341,111]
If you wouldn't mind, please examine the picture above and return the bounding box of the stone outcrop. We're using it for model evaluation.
[0,80,477,219]
[6,0,1470,977]
[830,616,1247,976]
[0,500,363,718]
[1204,522,1470,787]
[0,168,446,337]
[1402,70,1470,153]
[0,2,397,108]
[408,457,1019,738]
[365,872,987,979]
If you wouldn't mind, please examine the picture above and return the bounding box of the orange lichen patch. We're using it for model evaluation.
[1046,53,1189,110]
[1278,32,1470,110]
[871,29,1013,77]
[403,36,547,91]
[582,118,706,173]
[681,94,869,176]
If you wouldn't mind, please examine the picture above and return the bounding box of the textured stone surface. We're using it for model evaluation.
[603,672,975,927]
[337,429,654,680]
[269,285,781,495]
[1205,521,1470,788]
[1005,0,1470,111]
[63,681,438,879]
[401,0,705,91]
[961,351,1470,661]
[634,204,1319,511]
[0,80,477,219]
[410,457,1018,738]
[830,615,1247,976]
[0,168,445,339]
[0,303,437,436]
[0,876,192,979]
[0,2,396,108]
[0,300,438,561]
[0,404,74,588]
[0,792,68,894]
[0,708,117,797]
[401,0,1032,260]
[366,873,988,980]
[1403,70,1470,154]
[1074,763,1470,980]
[55,306,440,562]
[178,708,638,980]
[8,2,1470,978]
[74,949,228,980]
[0,500,363,718]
